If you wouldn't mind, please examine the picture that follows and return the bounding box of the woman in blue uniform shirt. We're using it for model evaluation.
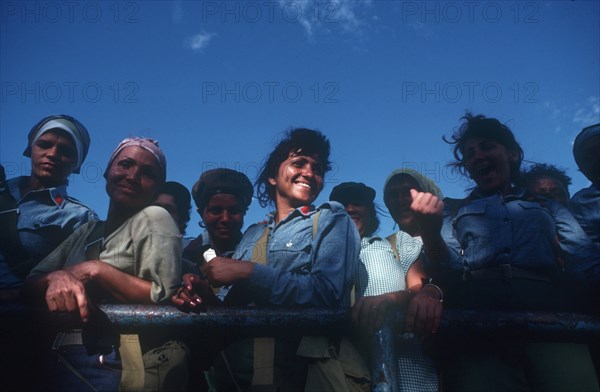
[434,113,599,392]
[0,114,96,295]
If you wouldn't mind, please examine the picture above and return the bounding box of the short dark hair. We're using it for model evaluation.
[521,163,572,197]
[160,181,191,234]
[444,112,524,182]
[256,128,331,207]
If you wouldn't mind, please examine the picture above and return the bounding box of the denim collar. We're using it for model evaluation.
[469,186,526,201]
[267,204,315,229]
[10,176,69,208]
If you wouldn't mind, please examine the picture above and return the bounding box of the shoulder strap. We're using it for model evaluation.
[312,210,321,239]
[250,210,323,387]
[386,233,400,261]
[251,224,270,265]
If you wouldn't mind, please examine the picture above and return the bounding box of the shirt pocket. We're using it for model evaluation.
[452,203,491,267]
[269,231,313,274]
[513,201,556,263]
[17,211,69,258]
[515,201,554,230]
[452,203,488,241]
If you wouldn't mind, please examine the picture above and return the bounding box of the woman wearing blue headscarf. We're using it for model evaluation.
[0,115,96,296]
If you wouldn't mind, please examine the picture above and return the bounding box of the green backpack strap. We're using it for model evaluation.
[251,224,270,265]
[312,210,321,239]
[249,209,322,388]
[386,233,400,261]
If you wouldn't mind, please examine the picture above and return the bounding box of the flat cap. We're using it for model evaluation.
[329,182,376,205]
[192,168,253,211]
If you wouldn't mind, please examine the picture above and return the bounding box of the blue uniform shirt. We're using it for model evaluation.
[0,176,97,288]
[569,183,600,246]
[225,201,360,307]
[441,188,599,287]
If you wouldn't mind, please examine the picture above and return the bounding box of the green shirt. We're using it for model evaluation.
[29,206,182,303]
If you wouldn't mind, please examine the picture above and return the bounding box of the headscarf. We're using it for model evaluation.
[573,123,600,170]
[191,168,253,212]
[23,114,90,174]
[383,168,444,199]
[103,137,166,182]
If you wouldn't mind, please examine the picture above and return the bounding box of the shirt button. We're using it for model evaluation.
[503,247,510,254]
[33,223,40,228]
[503,217,510,223]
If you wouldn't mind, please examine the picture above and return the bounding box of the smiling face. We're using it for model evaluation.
[344,203,373,238]
[202,193,245,247]
[30,130,77,188]
[269,152,324,212]
[105,146,162,212]
[463,137,519,195]
[384,174,421,235]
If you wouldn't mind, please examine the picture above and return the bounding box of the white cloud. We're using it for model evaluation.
[278,0,372,38]
[540,100,564,121]
[407,21,435,39]
[573,96,600,127]
[185,32,217,52]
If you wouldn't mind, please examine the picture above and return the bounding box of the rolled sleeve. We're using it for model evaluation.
[132,207,183,303]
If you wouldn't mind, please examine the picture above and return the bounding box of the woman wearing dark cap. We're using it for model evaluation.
[0,114,96,296]
[183,168,253,264]
[25,137,182,391]
[330,181,441,392]
[174,128,363,391]
[435,113,599,392]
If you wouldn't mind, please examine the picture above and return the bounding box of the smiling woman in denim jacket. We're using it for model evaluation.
[432,113,600,392]
[173,128,363,391]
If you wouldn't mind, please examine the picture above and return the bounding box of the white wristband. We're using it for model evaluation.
[203,248,216,262]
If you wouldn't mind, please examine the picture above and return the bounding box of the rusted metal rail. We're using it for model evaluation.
[1,303,598,391]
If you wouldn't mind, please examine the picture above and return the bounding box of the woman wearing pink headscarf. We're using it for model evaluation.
[25,137,182,391]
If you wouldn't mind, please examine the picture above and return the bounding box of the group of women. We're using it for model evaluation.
[0,113,598,391]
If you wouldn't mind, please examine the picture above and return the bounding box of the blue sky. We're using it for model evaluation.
[1,0,599,238]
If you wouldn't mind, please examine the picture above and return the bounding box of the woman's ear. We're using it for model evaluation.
[268,177,277,186]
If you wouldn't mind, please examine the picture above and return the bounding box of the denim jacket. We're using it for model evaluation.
[0,176,97,288]
[569,183,600,246]
[228,201,360,307]
[441,188,599,287]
